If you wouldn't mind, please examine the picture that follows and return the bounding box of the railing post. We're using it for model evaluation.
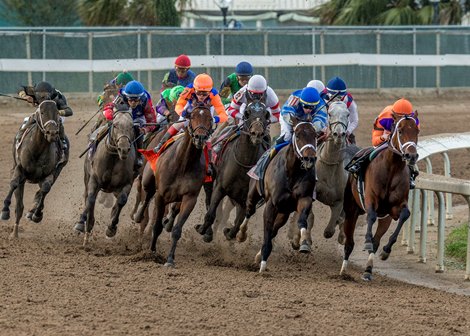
[137,29,141,82]
[419,189,429,263]
[435,191,445,273]
[42,29,46,81]
[425,158,435,225]
[206,31,211,81]
[376,30,381,92]
[26,32,32,86]
[312,27,316,79]
[436,31,441,94]
[88,32,93,96]
[465,196,470,280]
[320,30,325,83]
[263,31,269,83]
[443,152,453,219]
[412,28,417,89]
[408,189,420,253]
[147,31,152,92]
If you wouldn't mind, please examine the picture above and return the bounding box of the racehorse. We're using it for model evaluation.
[340,112,420,281]
[239,119,317,272]
[75,103,136,245]
[195,98,270,243]
[289,101,359,249]
[149,105,213,266]
[1,100,68,238]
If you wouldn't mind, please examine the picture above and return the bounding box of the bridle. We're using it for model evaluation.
[35,100,59,136]
[105,110,133,155]
[240,101,268,143]
[389,115,418,162]
[187,107,213,147]
[292,122,317,170]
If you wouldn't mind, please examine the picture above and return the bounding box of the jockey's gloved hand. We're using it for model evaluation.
[58,110,66,116]
[380,132,390,142]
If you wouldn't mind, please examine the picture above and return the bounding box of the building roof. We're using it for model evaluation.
[182,0,326,12]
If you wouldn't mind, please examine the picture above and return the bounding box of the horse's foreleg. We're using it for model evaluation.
[297,197,313,253]
[381,206,410,260]
[29,174,55,223]
[324,202,343,239]
[163,203,180,232]
[260,204,289,273]
[74,166,90,234]
[214,197,235,233]
[150,194,165,254]
[83,178,100,246]
[237,181,262,242]
[196,185,226,242]
[203,181,213,211]
[130,175,143,221]
[340,182,360,276]
[11,179,26,239]
[106,184,132,238]
[364,206,378,252]
[165,194,198,267]
[1,165,23,221]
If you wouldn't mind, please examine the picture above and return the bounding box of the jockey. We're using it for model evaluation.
[227,74,280,124]
[161,54,196,91]
[103,80,157,167]
[307,79,328,101]
[323,76,358,144]
[153,73,227,153]
[348,98,420,189]
[219,61,254,105]
[155,85,185,125]
[17,81,73,163]
[97,71,134,108]
[278,87,327,144]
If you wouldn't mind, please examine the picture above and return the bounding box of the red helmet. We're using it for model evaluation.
[175,54,191,68]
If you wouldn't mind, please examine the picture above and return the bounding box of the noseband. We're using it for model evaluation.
[389,115,418,161]
[241,101,268,142]
[187,109,213,147]
[105,111,133,154]
[292,122,317,170]
[35,101,59,135]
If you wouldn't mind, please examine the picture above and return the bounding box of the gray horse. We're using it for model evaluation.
[1,100,68,239]
[75,104,136,246]
[289,101,359,248]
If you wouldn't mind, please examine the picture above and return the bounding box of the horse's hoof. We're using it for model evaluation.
[363,242,373,252]
[31,213,43,223]
[236,231,247,243]
[74,222,85,233]
[164,218,174,232]
[337,233,346,245]
[203,233,213,243]
[380,251,390,261]
[290,241,300,251]
[194,224,204,235]
[1,210,10,221]
[362,272,372,282]
[25,211,33,220]
[223,227,235,241]
[164,261,175,268]
[299,240,312,254]
[105,226,117,238]
[323,229,335,239]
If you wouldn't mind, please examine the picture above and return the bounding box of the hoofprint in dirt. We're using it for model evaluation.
[1,93,470,335]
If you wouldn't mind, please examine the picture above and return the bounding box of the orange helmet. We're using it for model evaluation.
[392,98,413,115]
[193,73,213,92]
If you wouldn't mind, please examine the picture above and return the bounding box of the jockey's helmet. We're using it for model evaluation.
[193,74,213,92]
[307,80,325,94]
[392,98,413,115]
[122,80,145,100]
[115,71,134,87]
[326,76,347,97]
[174,54,191,68]
[34,81,55,102]
[247,75,267,94]
[170,85,185,102]
[299,87,320,110]
[235,61,253,76]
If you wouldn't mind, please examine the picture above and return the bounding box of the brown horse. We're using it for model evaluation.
[150,105,213,266]
[75,103,136,245]
[1,101,67,238]
[195,99,270,243]
[239,119,317,272]
[340,112,420,281]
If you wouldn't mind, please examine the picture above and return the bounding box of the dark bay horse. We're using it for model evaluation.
[75,104,136,246]
[195,99,270,242]
[1,100,67,238]
[239,119,317,272]
[150,105,213,266]
[340,112,420,281]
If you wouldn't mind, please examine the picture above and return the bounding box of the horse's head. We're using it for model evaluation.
[36,100,59,143]
[390,111,420,165]
[109,103,134,160]
[327,101,349,145]
[243,100,270,144]
[102,83,119,105]
[187,104,213,149]
[292,117,317,170]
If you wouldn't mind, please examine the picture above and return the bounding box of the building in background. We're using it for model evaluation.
[179,0,327,28]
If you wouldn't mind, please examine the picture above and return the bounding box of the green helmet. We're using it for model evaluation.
[115,72,134,86]
[170,85,185,102]
[161,88,172,102]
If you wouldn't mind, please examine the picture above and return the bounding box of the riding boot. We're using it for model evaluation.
[153,131,172,154]
[134,126,144,168]
[57,121,68,164]
[409,164,419,190]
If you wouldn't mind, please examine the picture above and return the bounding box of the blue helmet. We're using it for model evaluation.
[235,61,253,76]
[299,87,320,108]
[326,76,347,96]
[122,80,145,99]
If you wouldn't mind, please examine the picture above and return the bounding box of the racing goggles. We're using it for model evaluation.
[300,102,316,110]
[195,90,210,97]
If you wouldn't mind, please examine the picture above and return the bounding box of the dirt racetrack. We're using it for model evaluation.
[1,91,470,336]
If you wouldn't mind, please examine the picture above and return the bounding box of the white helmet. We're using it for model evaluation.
[307,80,325,94]
[247,75,267,93]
